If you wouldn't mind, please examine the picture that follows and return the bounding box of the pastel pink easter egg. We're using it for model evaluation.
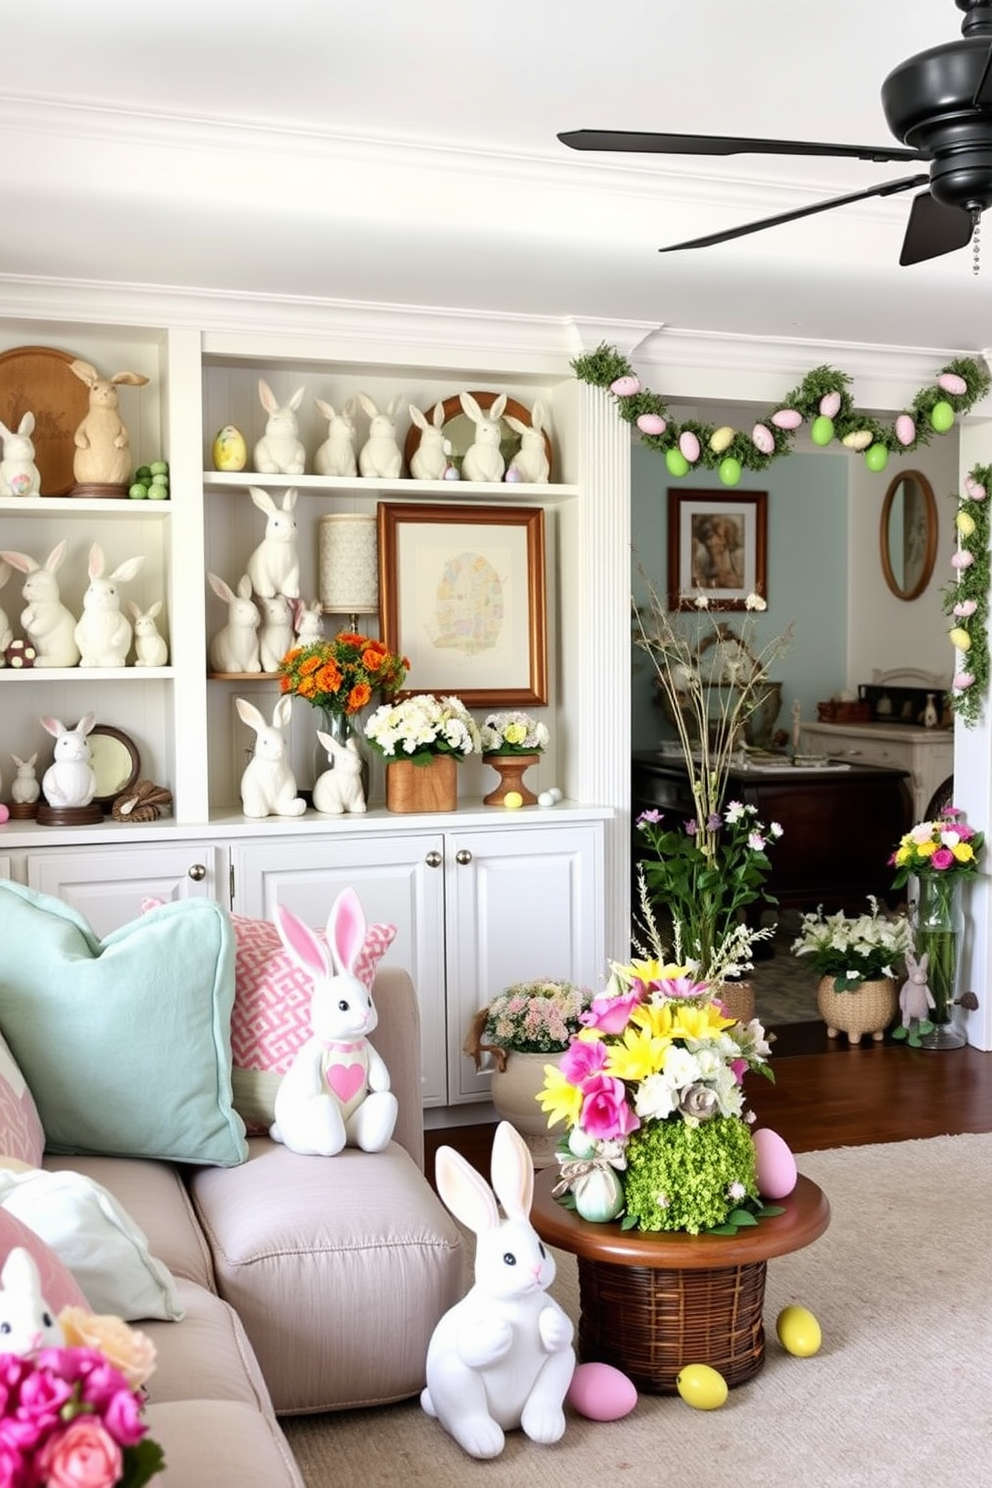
[954,672,975,689]
[954,599,978,616]
[636,412,667,436]
[610,375,640,397]
[819,391,841,418]
[951,551,975,569]
[937,372,968,396]
[895,413,916,446]
[965,477,987,501]
[567,1362,638,1421]
[751,422,775,454]
[504,467,522,482]
[771,408,803,430]
[753,1127,798,1200]
[0,803,9,824]
[679,430,700,463]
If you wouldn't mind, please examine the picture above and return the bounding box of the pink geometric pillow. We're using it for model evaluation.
[0,1029,45,1168]
[228,912,397,1132]
[0,1207,91,1314]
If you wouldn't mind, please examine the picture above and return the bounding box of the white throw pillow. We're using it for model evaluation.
[0,1167,184,1321]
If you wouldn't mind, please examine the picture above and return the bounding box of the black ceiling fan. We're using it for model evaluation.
[560,0,992,266]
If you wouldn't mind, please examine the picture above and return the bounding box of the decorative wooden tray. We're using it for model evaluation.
[0,345,89,496]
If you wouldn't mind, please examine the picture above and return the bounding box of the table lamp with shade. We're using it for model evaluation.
[318,513,379,632]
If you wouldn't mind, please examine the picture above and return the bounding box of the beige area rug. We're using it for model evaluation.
[282,1133,992,1487]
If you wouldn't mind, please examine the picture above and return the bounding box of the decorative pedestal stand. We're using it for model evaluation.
[482,752,540,806]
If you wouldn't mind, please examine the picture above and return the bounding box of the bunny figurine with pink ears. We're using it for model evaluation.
[269,888,398,1157]
[422,1120,575,1459]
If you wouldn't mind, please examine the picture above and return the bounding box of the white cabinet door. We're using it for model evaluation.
[230,834,447,1105]
[445,822,605,1103]
[26,844,227,939]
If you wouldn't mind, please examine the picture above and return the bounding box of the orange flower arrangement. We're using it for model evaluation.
[278,632,408,716]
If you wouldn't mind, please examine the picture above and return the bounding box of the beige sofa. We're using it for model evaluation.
[28,969,464,1488]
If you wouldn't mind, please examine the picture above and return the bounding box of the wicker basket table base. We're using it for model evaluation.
[532,1170,830,1394]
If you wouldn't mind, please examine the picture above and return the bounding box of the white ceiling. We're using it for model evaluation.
[4,0,992,355]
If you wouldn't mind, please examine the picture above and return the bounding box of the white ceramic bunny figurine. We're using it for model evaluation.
[74,542,145,667]
[253,380,306,474]
[313,733,367,815]
[269,888,398,1156]
[41,712,97,808]
[10,752,40,805]
[0,1247,65,1357]
[0,542,80,668]
[293,597,324,642]
[245,486,300,599]
[505,400,551,483]
[257,592,295,673]
[208,573,261,673]
[236,694,306,818]
[314,397,359,477]
[409,400,452,480]
[460,391,508,483]
[357,393,404,478]
[0,559,12,658]
[0,411,42,496]
[422,1120,575,1458]
[68,359,149,486]
[128,600,169,667]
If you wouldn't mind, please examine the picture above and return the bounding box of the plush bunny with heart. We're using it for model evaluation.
[268,888,398,1157]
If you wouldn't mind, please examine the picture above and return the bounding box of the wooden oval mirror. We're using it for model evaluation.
[880,470,938,601]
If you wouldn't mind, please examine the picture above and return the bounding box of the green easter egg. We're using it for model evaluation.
[665,448,690,478]
[865,443,889,473]
[810,416,834,446]
[149,460,169,476]
[128,482,148,500]
[930,400,955,433]
[718,456,742,487]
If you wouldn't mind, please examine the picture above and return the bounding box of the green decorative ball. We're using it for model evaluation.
[665,447,690,478]
[810,415,835,446]
[718,456,742,487]
[865,443,889,473]
[930,400,955,433]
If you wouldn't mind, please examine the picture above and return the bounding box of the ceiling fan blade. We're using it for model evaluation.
[558,129,923,164]
[659,174,930,254]
[973,41,992,105]
[899,191,975,266]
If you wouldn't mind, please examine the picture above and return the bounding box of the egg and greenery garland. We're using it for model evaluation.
[575,344,991,485]
[943,462,991,726]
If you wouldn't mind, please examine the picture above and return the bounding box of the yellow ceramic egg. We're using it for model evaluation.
[503,791,523,810]
[212,425,247,472]
[776,1305,822,1357]
[709,424,735,454]
[675,1363,728,1410]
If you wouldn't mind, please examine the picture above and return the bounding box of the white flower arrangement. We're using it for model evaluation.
[479,710,549,755]
[363,693,481,764]
[791,896,914,991]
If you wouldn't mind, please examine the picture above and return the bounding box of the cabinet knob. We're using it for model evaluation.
[425,851,442,868]
[455,849,473,866]
[187,863,208,881]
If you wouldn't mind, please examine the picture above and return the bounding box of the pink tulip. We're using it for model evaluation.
[580,987,645,1033]
[580,1075,640,1141]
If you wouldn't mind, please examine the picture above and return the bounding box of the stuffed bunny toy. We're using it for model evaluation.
[245,486,300,599]
[505,400,550,484]
[0,1247,65,1357]
[74,542,145,667]
[899,949,936,1035]
[0,411,42,496]
[422,1120,575,1458]
[41,712,97,808]
[68,359,149,486]
[0,559,12,658]
[10,752,40,805]
[0,542,80,668]
[257,592,295,673]
[314,397,359,477]
[269,889,398,1156]
[313,732,367,815]
[128,599,169,667]
[208,573,261,673]
[409,400,452,481]
[236,694,306,818]
[357,393,404,478]
[460,391,508,483]
[253,379,306,474]
[293,596,324,642]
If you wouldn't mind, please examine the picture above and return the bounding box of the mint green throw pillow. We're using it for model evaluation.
[0,881,247,1166]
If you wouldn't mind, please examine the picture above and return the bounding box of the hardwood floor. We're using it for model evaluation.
[425,1023,992,1178]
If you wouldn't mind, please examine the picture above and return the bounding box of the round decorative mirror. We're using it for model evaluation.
[880,470,938,601]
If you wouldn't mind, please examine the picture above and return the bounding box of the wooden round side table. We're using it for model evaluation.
[531,1168,830,1394]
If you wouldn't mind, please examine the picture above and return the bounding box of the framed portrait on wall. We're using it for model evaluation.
[377,502,548,706]
[667,490,768,611]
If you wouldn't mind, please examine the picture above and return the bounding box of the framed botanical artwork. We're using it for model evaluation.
[377,502,548,706]
[667,490,768,611]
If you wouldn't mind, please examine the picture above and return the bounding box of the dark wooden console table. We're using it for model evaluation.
[632,751,912,913]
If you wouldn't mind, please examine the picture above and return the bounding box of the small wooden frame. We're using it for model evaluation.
[667,490,768,611]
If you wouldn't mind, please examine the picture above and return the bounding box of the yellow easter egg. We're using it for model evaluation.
[956,510,977,537]
[709,425,735,454]
[676,1363,728,1410]
[212,424,247,472]
[504,791,523,809]
[776,1305,822,1357]
[949,627,972,652]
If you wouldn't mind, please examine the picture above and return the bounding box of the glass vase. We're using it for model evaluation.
[914,873,967,1050]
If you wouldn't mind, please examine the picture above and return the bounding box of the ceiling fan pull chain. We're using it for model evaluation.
[973,210,982,276]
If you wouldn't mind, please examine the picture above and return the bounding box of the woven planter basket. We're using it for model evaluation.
[817,976,897,1045]
[714,980,755,1025]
